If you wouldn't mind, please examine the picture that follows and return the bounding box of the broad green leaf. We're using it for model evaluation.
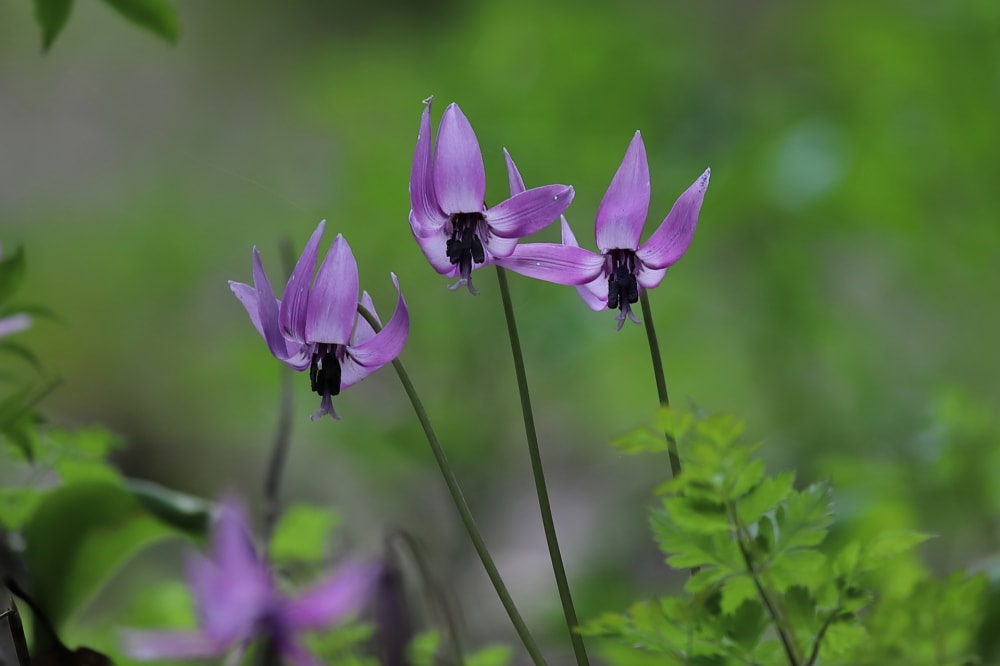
[0,246,26,305]
[737,471,795,526]
[725,599,768,652]
[720,575,758,615]
[271,503,340,563]
[22,480,180,630]
[466,644,513,666]
[99,0,179,42]
[125,478,212,536]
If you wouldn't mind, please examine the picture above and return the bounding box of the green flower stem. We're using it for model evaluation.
[494,267,591,666]
[638,290,682,479]
[357,304,548,666]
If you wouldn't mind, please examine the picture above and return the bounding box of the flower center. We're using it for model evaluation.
[446,212,486,293]
[606,249,640,330]
[309,344,343,398]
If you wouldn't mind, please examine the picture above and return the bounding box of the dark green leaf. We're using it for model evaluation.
[720,575,758,615]
[98,0,179,42]
[0,246,26,306]
[125,478,212,536]
[22,481,180,630]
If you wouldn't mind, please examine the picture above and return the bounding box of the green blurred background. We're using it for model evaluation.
[2,0,999,657]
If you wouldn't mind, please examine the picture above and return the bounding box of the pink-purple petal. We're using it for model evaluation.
[343,273,408,376]
[595,131,651,252]
[496,243,605,286]
[280,221,326,344]
[409,99,446,232]
[503,148,526,196]
[412,224,459,277]
[486,185,574,239]
[283,562,380,630]
[352,291,380,347]
[636,264,669,290]
[119,629,223,661]
[0,313,30,339]
[231,280,310,370]
[305,234,360,345]
[560,218,610,310]
[432,103,486,214]
[251,249,298,364]
[636,168,711,270]
[483,234,518,259]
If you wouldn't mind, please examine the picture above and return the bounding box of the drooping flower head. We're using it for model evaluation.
[121,498,379,665]
[408,97,575,294]
[230,221,409,420]
[498,132,710,329]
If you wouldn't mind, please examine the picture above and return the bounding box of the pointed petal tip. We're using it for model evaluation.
[421,95,434,106]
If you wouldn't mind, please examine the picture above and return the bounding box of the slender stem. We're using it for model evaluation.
[494,268,590,666]
[727,505,802,666]
[262,239,297,550]
[804,610,838,666]
[638,290,682,479]
[356,304,548,666]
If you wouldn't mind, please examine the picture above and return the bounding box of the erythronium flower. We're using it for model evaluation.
[230,221,409,420]
[408,97,575,294]
[121,498,379,665]
[498,132,710,330]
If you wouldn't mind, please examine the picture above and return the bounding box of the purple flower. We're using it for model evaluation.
[121,498,378,665]
[0,313,30,339]
[230,221,409,420]
[498,132,710,329]
[408,97,575,294]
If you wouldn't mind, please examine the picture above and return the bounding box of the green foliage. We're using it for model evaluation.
[0,246,26,307]
[98,0,179,43]
[408,630,513,666]
[582,408,976,666]
[270,503,341,564]
[31,0,73,52]
[21,480,182,635]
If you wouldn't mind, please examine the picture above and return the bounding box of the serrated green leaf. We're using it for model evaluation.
[817,621,868,659]
[721,575,758,615]
[769,549,828,592]
[859,530,933,572]
[0,246,26,305]
[662,496,730,533]
[730,459,766,499]
[99,0,178,42]
[725,599,768,652]
[125,478,212,536]
[271,503,340,563]
[22,480,180,631]
[737,471,795,526]
[684,566,731,594]
[776,481,834,550]
[610,427,668,455]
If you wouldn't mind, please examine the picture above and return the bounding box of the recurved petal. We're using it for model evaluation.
[483,234,518,259]
[251,249,300,363]
[411,223,459,277]
[279,221,326,344]
[636,168,711,270]
[433,103,486,214]
[343,273,409,383]
[503,148,526,196]
[305,235,360,345]
[119,629,222,661]
[636,264,669,290]
[283,562,380,630]
[409,99,447,232]
[231,281,310,370]
[496,243,605,286]
[352,291,380,347]
[595,131,650,252]
[487,185,574,239]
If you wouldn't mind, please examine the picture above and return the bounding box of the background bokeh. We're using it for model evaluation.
[2,0,999,659]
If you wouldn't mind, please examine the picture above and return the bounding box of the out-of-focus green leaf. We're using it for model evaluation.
[466,644,513,666]
[98,0,179,43]
[406,630,441,666]
[32,0,74,51]
[720,575,758,615]
[270,503,340,563]
[0,341,42,372]
[859,530,933,571]
[125,479,212,536]
[610,427,669,455]
[22,480,180,631]
[0,247,26,305]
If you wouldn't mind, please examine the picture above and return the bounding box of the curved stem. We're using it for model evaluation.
[495,268,590,666]
[357,304,548,666]
[638,290,682,479]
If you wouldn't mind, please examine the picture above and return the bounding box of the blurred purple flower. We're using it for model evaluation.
[121,499,378,665]
[0,313,30,339]
[498,132,710,329]
[230,221,409,420]
[408,97,575,294]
